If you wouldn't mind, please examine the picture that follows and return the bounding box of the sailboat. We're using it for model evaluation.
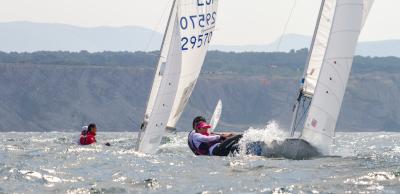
[209,99,222,132]
[136,0,219,154]
[286,0,374,156]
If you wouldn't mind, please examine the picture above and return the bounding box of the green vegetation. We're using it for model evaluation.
[0,51,158,68]
[1,49,399,76]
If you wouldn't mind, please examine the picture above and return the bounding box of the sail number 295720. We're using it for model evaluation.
[180,0,217,51]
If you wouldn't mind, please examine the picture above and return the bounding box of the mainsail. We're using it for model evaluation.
[289,0,374,154]
[137,0,219,153]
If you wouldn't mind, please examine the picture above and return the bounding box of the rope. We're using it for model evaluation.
[275,0,298,51]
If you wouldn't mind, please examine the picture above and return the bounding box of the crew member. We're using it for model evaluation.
[80,123,97,145]
[188,116,243,156]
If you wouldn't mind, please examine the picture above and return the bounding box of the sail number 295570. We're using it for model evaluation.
[181,31,213,51]
[180,12,216,30]
[180,0,217,51]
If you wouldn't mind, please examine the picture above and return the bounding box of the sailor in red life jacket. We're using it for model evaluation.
[80,123,97,145]
[188,116,243,156]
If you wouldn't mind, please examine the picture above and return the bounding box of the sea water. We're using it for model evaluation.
[1,123,400,193]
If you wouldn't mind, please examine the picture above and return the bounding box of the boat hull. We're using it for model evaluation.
[246,138,321,160]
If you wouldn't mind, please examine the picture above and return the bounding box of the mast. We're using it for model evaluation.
[289,0,326,136]
[301,0,326,88]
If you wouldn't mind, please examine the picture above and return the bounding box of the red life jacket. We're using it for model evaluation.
[80,130,96,145]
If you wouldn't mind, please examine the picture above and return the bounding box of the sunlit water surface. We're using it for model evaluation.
[1,123,400,193]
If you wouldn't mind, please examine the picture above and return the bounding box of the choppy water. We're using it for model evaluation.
[1,123,400,193]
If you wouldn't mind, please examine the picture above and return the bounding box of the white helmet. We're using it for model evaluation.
[82,126,88,131]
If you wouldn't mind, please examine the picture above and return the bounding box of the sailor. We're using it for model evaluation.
[188,116,243,156]
[80,123,97,145]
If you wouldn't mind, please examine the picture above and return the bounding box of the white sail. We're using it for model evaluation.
[137,15,182,153]
[209,99,222,132]
[167,0,219,128]
[303,0,336,96]
[301,0,374,154]
[137,0,219,153]
[144,1,178,120]
[361,0,374,27]
[288,0,336,135]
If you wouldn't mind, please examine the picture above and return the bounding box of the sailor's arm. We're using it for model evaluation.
[194,133,220,143]
[212,132,237,139]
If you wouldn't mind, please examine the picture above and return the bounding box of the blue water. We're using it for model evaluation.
[1,126,400,193]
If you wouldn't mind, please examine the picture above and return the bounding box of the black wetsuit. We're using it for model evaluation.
[211,134,243,156]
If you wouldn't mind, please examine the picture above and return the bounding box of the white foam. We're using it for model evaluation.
[159,135,187,149]
[240,120,288,146]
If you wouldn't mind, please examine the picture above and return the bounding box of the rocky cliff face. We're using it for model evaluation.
[0,51,399,132]
[0,63,151,131]
[189,73,400,132]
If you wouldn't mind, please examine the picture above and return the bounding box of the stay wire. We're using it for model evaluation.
[276,0,298,51]
[294,97,311,134]
[144,0,174,53]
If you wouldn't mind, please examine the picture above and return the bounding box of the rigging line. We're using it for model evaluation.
[275,0,298,51]
[294,103,309,132]
[294,97,311,132]
[293,101,305,130]
[145,0,174,52]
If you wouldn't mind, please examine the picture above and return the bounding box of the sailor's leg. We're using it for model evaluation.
[212,134,243,156]
[221,134,243,147]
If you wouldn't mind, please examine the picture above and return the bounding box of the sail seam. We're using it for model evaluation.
[330,30,361,34]
[303,127,334,139]
[336,3,363,7]
[311,103,337,123]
